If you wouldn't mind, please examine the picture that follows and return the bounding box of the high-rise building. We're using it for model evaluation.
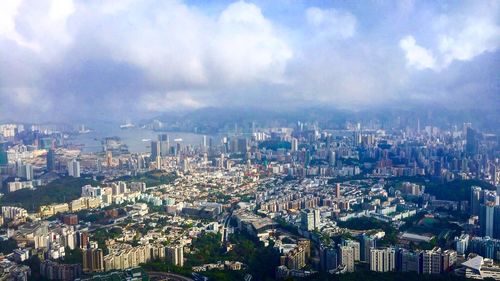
[442,250,457,272]
[67,159,80,178]
[300,209,320,231]
[237,138,248,153]
[433,161,441,177]
[454,233,470,255]
[40,260,82,281]
[202,135,207,152]
[328,150,336,166]
[280,244,307,270]
[159,134,169,156]
[156,156,162,170]
[336,183,341,198]
[339,246,355,272]
[359,234,377,262]
[17,163,33,180]
[420,247,442,274]
[471,186,483,216]
[166,244,184,267]
[106,151,113,167]
[1,206,28,220]
[397,249,420,273]
[47,149,55,171]
[480,203,496,238]
[466,127,478,155]
[468,237,500,260]
[369,247,395,272]
[297,239,311,261]
[291,138,299,152]
[341,239,360,261]
[479,203,500,239]
[497,185,500,204]
[77,231,89,249]
[0,142,8,166]
[81,185,102,198]
[150,140,160,160]
[320,245,338,272]
[83,248,104,273]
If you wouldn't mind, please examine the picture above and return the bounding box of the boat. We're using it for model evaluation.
[120,122,135,129]
[174,138,183,142]
[141,138,151,142]
[78,124,91,134]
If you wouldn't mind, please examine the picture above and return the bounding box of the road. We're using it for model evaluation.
[222,208,234,243]
[147,271,194,281]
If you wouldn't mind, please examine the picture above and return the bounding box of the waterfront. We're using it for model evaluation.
[67,125,216,153]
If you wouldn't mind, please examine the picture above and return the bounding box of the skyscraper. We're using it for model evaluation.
[466,127,478,155]
[202,135,207,152]
[67,159,80,178]
[454,233,469,255]
[497,185,500,204]
[159,134,169,156]
[46,149,55,172]
[291,138,299,152]
[480,203,495,237]
[150,140,160,160]
[156,156,162,170]
[17,163,33,180]
[480,203,500,239]
[328,150,336,166]
[106,151,113,167]
[237,138,248,153]
[471,186,483,216]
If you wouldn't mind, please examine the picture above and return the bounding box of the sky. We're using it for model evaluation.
[0,0,499,122]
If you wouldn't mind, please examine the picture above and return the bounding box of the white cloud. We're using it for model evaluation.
[0,0,38,50]
[399,36,437,70]
[0,0,497,120]
[88,0,291,87]
[400,2,500,71]
[306,7,356,39]
[437,17,500,67]
[211,1,292,84]
[140,91,205,111]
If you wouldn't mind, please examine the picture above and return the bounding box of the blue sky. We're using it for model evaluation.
[0,0,499,121]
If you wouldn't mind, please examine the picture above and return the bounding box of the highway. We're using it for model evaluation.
[222,208,234,243]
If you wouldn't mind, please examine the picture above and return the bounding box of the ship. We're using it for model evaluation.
[174,138,183,142]
[78,124,91,134]
[120,120,135,129]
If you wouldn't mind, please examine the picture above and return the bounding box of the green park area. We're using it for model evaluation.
[0,177,99,212]
[389,176,495,201]
[142,232,280,281]
[115,171,177,187]
[336,217,398,246]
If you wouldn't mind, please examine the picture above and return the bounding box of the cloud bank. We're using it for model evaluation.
[0,0,499,121]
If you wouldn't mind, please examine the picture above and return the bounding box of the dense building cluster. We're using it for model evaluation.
[0,119,498,280]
